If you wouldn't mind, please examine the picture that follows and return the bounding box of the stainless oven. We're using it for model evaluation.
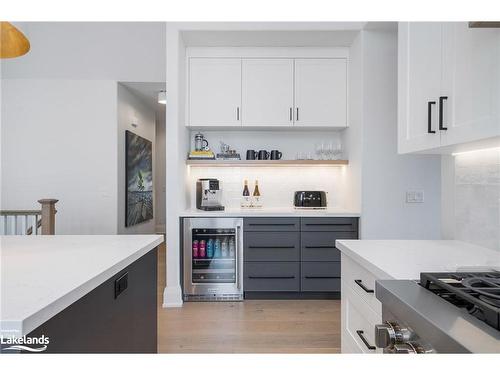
[183,217,244,301]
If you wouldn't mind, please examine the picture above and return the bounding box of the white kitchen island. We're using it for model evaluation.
[0,235,163,353]
[336,240,500,353]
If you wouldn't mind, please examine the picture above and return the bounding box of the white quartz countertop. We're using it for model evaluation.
[336,240,500,280]
[181,207,360,217]
[0,235,163,338]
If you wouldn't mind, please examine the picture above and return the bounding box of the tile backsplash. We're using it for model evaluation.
[454,148,500,251]
[187,165,350,210]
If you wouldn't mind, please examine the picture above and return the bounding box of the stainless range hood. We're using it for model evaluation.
[469,22,500,28]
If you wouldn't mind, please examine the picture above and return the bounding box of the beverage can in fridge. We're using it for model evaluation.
[199,240,206,258]
[206,238,214,258]
[214,238,221,258]
[229,238,235,258]
[192,240,199,259]
[221,238,228,258]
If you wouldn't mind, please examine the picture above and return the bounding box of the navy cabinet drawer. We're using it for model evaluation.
[244,262,300,291]
[244,217,300,232]
[244,232,300,261]
[301,262,341,292]
[301,231,357,261]
[301,217,358,232]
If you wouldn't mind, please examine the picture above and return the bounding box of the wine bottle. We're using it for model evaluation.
[241,179,250,207]
[253,179,261,207]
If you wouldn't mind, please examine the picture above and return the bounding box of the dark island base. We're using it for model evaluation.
[27,248,158,353]
[244,291,340,300]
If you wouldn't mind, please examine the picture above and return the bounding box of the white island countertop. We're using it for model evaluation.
[181,207,360,217]
[0,235,163,338]
[336,240,500,280]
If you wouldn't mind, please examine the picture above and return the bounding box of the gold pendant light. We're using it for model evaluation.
[0,22,30,59]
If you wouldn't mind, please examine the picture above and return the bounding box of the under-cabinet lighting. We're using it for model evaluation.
[451,147,500,156]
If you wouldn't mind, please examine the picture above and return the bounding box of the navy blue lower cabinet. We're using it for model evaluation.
[26,248,158,353]
[243,217,358,299]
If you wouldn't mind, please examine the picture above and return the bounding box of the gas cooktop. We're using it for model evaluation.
[420,272,500,332]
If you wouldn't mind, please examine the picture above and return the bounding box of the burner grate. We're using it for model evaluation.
[420,272,500,331]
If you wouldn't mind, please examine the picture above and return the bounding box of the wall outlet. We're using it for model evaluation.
[406,190,424,203]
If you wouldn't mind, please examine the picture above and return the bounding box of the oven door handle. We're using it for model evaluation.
[356,330,376,350]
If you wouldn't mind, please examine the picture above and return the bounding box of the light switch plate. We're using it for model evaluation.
[406,190,424,203]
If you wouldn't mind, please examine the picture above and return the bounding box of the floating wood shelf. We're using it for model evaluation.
[186,159,348,167]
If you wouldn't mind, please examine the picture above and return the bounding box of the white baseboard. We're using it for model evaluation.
[162,285,183,308]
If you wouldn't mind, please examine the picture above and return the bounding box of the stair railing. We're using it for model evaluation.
[0,199,58,235]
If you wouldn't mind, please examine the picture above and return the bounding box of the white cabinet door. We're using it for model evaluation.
[188,58,241,127]
[441,23,500,146]
[241,59,294,126]
[398,22,442,153]
[294,59,347,127]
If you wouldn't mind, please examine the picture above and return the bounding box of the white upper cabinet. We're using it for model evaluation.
[295,59,347,127]
[441,23,500,146]
[398,23,442,153]
[242,59,294,126]
[188,58,242,127]
[398,22,500,154]
[187,53,349,129]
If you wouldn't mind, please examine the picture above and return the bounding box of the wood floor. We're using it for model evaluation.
[156,243,341,353]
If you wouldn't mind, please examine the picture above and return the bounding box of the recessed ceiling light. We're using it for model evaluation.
[158,90,166,105]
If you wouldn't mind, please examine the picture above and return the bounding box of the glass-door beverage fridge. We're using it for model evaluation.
[183,217,243,301]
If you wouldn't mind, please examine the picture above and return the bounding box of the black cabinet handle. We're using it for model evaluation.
[237,107,240,121]
[439,96,448,130]
[248,276,295,279]
[354,279,374,293]
[304,223,350,226]
[304,276,340,279]
[290,107,293,121]
[296,107,299,121]
[356,330,376,350]
[248,246,295,249]
[304,246,336,249]
[249,223,296,226]
[427,101,436,134]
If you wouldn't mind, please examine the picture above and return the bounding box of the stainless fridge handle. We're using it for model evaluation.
[236,223,243,291]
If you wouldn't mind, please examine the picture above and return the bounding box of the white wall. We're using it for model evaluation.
[163,23,188,307]
[441,148,500,251]
[2,22,166,82]
[1,22,166,235]
[1,79,118,234]
[117,83,157,234]
[359,29,442,239]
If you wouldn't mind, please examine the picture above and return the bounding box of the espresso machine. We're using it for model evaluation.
[196,179,225,211]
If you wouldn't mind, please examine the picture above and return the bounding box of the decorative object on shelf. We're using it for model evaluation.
[216,141,241,160]
[246,150,257,160]
[125,130,153,227]
[188,150,215,160]
[189,132,215,159]
[257,150,270,160]
[194,132,209,151]
[270,150,282,160]
[0,22,30,59]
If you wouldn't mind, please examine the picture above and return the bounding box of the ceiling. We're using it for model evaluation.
[181,30,361,47]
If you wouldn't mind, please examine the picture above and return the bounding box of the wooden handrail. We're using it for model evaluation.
[0,210,42,215]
